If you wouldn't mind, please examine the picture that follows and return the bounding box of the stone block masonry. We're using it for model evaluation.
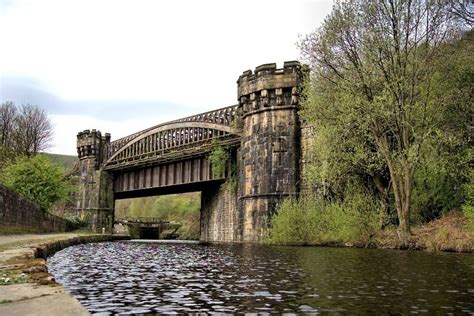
[201,182,240,242]
[0,184,66,233]
[76,129,114,232]
[237,61,303,241]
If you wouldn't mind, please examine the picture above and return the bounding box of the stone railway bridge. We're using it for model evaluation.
[75,61,308,242]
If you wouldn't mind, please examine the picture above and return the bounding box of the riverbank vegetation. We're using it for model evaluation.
[0,102,74,215]
[0,102,53,167]
[2,155,69,211]
[267,1,473,251]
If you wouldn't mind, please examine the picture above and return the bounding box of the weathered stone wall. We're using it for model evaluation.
[237,61,303,241]
[0,184,66,233]
[200,182,240,242]
[76,129,114,232]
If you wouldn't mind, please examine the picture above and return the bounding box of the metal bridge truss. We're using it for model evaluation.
[103,105,240,170]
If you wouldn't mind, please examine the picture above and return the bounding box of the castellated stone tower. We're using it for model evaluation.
[76,129,114,232]
[237,61,303,241]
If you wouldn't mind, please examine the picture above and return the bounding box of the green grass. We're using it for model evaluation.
[0,271,28,286]
[463,205,474,235]
[40,153,78,172]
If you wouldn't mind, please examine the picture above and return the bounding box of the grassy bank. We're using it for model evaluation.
[264,196,473,253]
[377,212,472,252]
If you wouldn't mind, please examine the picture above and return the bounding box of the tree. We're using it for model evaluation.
[15,104,53,155]
[0,101,17,148]
[410,30,473,222]
[0,102,53,157]
[449,0,474,27]
[2,155,69,211]
[300,0,468,246]
[0,102,19,173]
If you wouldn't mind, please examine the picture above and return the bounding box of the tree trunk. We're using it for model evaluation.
[390,164,413,248]
[374,132,415,248]
[397,203,410,248]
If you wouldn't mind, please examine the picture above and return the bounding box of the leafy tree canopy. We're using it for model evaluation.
[2,155,69,211]
[299,0,472,246]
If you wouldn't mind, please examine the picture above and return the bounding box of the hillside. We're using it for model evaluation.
[41,153,78,172]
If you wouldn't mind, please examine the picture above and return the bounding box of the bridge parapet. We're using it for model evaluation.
[77,129,110,162]
[174,105,237,125]
[237,61,302,117]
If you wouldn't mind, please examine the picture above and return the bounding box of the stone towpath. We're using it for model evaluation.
[0,232,85,246]
[0,232,122,316]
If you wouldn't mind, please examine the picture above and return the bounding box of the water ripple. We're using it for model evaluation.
[47,241,474,315]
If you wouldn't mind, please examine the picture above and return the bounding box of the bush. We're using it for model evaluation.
[208,143,229,178]
[2,155,69,211]
[463,206,474,234]
[411,151,465,223]
[266,186,384,246]
[64,214,89,231]
[462,159,474,234]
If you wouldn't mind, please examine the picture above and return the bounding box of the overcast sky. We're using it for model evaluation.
[0,0,333,155]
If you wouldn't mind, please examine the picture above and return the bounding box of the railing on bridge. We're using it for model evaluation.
[105,105,238,160]
[102,105,240,169]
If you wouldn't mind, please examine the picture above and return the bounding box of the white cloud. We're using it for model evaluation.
[48,113,179,155]
[1,0,333,154]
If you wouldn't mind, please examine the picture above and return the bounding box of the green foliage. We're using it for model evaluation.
[64,214,89,231]
[301,98,386,199]
[0,146,16,178]
[299,2,471,244]
[463,206,474,235]
[40,153,78,173]
[115,192,201,239]
[410,31,474,223]
[462,149,474,234]
[208,141,237,192]
[208,142,229,179]
[227,170,238,193]
[2,155,69,211]
[266,185,384,245]
[411,152,464,223]
[230,113,244,132]
[0,271,28,286]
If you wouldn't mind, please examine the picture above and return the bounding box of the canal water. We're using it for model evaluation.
[47,241,474,315]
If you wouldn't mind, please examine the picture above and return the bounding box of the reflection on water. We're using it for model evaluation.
[47,241,474,314]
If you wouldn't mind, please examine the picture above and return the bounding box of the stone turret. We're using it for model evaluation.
[76,129,114,232]
[237,61,303,241]
[77,129,111,165]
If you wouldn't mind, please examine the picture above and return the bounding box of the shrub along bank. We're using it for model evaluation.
[265,190,383,247]
[265,196,473,252]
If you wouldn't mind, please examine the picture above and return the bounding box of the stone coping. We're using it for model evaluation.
[0,233,130,315]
